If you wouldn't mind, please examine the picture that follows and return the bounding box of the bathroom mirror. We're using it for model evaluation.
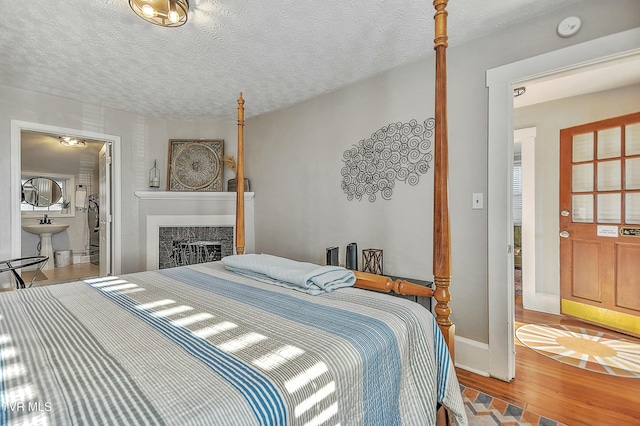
[22,177,63,207]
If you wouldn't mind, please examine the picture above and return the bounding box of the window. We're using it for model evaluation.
[513,162,522,226]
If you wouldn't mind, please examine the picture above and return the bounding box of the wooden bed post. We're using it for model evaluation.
[236,93,246,255]
[231,3,456,357]
[433,0,455,359]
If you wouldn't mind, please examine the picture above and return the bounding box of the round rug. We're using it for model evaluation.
[516,323,640,378]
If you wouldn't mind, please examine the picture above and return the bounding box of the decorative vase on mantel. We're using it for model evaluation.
[227,178,250,192]
[223,155,250,192]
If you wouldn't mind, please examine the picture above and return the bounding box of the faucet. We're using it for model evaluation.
[40,214,51,224]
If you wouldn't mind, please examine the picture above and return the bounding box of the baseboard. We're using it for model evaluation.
[73,254,91,264]
[523,291,560,315]
[454,335,490,376]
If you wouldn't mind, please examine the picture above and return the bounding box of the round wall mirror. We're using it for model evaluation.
[22,177,63,207]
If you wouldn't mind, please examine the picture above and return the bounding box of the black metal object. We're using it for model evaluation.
[362,248,383,275]
[0,256,49,289]
[326,246,339,266]
[346,243,358,270]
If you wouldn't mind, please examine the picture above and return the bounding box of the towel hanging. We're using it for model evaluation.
[76,185,87,209]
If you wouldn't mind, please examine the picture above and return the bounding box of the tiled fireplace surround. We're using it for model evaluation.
[135,191,255,271]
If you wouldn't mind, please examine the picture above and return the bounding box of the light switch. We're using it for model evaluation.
[472,193,483,210]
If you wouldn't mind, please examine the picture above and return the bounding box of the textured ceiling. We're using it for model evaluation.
[1,0,581,121]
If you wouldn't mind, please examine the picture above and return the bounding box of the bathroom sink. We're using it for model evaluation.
[22,223,70,271]
[22,223,69,235]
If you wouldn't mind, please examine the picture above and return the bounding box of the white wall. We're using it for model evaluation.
[0,85,238,281]
[515,84,640,295]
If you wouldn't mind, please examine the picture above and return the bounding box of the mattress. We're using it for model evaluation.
[0,261,466,425]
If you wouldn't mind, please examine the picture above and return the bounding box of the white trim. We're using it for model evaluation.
[486,28,640,381]
[513,128,555,314]
[454,336,490,378]
[10,120,122,275]
[146,215,235,270]
[523,291,559,315]
[513,127,536,140]
[135,191,255,201]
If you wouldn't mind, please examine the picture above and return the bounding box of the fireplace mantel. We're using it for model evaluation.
[135,191,254,201]
[138,191,255,270]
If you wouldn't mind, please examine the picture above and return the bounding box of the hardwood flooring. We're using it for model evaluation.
[456,298,640,426]
[16,262,100,288]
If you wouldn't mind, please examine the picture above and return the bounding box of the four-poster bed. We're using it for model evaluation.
[233,0,455,357]
[0,1,466,425]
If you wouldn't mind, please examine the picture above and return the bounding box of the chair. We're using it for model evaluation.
[0,256,49,289]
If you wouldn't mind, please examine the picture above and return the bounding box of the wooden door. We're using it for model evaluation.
[560,112,640,337]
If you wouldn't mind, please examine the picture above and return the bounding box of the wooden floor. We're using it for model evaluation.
[17,262,100,288]
[457,297,640,426]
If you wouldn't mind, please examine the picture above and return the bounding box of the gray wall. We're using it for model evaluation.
[515,84,640,295]
[244,0,640,343]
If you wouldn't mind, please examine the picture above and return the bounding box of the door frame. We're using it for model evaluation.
[98,142,112,277]
[10,120,122,275]
[486,28,640,381]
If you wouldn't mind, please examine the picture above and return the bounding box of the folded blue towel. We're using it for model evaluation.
[221,254,356,295]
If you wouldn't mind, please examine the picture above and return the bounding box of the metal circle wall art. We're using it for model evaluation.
[341,118,434,202]
[168,139,224,191]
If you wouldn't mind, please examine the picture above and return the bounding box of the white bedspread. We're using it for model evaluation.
[0,261,467,425]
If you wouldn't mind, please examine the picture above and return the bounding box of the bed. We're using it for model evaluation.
[0,260,465,425]
[1,1,465,425]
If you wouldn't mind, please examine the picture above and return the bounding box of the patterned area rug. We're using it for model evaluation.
[461,385,566,426]
[516,323,640,378]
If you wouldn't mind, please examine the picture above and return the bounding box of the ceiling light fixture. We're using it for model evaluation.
[59,137,86,148]
[129,0,189,27]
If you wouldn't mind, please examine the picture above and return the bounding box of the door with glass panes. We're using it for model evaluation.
[559,112,640,337]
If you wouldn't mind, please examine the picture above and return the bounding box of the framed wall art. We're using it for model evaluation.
[167,139,224,191]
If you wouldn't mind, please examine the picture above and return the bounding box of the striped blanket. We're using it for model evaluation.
[0,262,467,425]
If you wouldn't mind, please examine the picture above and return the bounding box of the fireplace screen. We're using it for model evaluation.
[158,226,233,269]
[171,240,221,267]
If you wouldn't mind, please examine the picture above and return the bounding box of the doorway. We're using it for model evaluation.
[486,29,640,382]
[10,120,122,282]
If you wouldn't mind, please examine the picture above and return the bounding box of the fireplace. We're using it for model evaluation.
[137,191,255,271]
[158,226,233,269]
[146,214,238,270]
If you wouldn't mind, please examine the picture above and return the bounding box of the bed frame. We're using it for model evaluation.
[233,0,454,357]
